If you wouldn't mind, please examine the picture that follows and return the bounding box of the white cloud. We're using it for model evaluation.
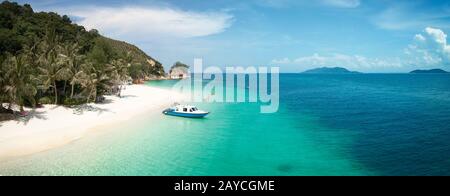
[406,27,450,66]
[270,53,403,71]
[65,6,233,40]
[414,34,426,42]
[321,0,360,8]
[294,53,401,68]
[271,58,291,64]
[272,28,450,71]
[425,27,449,46]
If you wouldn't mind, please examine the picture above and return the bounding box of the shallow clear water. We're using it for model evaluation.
[1,74,450,176]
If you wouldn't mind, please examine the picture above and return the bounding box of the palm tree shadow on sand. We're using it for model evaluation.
[72,104,112,115]
[118,95,137,99]
[14,109,48,125]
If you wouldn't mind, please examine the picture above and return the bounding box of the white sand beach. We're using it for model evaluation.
[0,85,185,160]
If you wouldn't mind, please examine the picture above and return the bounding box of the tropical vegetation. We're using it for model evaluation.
[168,62,190,79]
[0,1,165,114]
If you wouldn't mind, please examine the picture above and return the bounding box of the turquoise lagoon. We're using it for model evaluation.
[1,74,450,176]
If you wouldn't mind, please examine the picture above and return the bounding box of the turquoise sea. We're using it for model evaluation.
[1,74,450,176]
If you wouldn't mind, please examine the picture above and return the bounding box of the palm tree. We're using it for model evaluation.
[2,54,38,112]
[0,56,7,112]
[22,38,40,65]
[111,57,130,97]
[94,65,114,102]
[56,51,73,97]
[37,48,58,105]
[76,69,110,103]
[77,71,99,103]
[58,42,84,98]
[37,32,70,105]
[22,41,45,102]
[71,60,112,103]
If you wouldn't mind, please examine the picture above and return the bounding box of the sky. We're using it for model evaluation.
[14,0,450,73]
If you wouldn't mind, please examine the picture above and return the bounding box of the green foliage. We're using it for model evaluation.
[0,1,166,109]
[2,53,38,111]
[38,96,53,104]
[0,55,6,103]
[88,37,116,66]
[63,97,84,106]
[171,61,190,69]
[99,36,165,79]
[0,28,22,54]
[0,1,93,55]
[129,63,144,79]
[169,61,189,75]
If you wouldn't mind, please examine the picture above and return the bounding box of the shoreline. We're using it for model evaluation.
[0,84,186,160]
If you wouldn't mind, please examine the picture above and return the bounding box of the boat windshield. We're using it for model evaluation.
[186,107,198,112]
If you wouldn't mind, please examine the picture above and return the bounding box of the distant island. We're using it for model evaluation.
[168,61,190,79]
[410,69,449,74]
[302,67,361,74]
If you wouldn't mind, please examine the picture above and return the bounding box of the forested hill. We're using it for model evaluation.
[0,1,165,110]
[0,1,165,78]
[98,36,165,78]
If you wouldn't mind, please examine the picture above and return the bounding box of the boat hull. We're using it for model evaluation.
[163,109,209,118]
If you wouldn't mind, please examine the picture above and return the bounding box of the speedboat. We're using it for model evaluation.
[163,104,209,118]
